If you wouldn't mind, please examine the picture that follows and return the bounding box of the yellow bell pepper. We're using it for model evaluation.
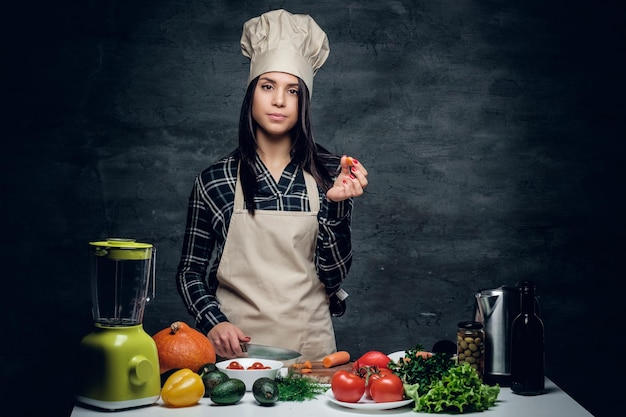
[161,368,205,407]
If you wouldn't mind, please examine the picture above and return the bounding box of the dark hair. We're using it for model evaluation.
[233,76,338,214]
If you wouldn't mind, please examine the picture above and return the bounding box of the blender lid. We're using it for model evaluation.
[89,238,153,260]
[90,238,153,248]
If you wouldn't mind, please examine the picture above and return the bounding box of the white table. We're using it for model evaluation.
[71,378,593,417]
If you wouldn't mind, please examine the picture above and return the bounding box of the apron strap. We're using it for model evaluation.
[233,165,245,212]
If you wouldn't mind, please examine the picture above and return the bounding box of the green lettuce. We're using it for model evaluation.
[403,363,500,413]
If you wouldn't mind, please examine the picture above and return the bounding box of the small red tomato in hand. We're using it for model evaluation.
[369,373,404,403]
[331,370,366,403]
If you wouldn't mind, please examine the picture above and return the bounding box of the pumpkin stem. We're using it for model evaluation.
[170,321,182,334]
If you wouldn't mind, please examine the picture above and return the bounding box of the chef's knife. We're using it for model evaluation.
[240,343,302,361]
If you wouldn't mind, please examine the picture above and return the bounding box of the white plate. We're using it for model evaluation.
[387,350,407,362]
[325,390,413,410]
[388,350,442,362]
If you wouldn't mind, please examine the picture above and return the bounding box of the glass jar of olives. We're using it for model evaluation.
[457,321,485,378]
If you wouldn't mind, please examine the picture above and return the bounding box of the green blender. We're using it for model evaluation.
[76,238,161,410]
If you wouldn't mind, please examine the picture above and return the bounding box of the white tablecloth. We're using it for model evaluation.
[71,378,592,417]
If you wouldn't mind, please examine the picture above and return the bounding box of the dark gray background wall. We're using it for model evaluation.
[2,1,623,416]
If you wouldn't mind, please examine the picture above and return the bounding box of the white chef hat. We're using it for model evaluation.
[240,9,330,96]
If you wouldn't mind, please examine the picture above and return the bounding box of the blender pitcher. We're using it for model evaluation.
[76,238,160,410]
[90,238,155,325]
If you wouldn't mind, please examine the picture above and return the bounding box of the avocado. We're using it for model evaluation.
[197,362,218,375]
[210,378,246,405]
[252,377,279,405]
[201,370,230,397]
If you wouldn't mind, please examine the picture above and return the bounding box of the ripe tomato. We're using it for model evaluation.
[247,361,266,370]
[364,373,380,399]
[226,361,244,370]
[364,367,394,399]
[331,370,366,403]
[369,373,404,403]
[352,351,392,372]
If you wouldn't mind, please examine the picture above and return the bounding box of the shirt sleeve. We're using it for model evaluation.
[316,196,353,295]
[175,175,229,335]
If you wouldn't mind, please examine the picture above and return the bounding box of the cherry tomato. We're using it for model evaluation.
[352,351,392,372]
[247,361,266,370]
[369,373,404,403]
[331,370,366,403]
[226,361,244,370]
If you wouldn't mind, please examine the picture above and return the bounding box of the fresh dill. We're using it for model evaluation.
[275,370,327,402]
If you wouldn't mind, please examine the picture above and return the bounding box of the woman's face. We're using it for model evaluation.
[252,72,300,140]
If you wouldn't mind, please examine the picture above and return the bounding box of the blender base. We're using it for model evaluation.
[76,395,160,411]
[75,324,161,409]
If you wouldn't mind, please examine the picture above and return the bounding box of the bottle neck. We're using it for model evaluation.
[519,281,536,315]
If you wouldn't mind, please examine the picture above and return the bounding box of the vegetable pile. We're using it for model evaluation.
[388,344,500,413]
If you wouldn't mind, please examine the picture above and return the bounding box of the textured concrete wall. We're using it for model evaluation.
[3,1,623,415]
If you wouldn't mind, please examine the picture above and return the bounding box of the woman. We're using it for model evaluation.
[176,9,368,360]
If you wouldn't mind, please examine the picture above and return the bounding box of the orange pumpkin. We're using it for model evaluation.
[152,321,216,373]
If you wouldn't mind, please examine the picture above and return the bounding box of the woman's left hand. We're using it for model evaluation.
[326,155,368,202]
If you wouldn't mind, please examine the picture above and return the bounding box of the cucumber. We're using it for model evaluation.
[210,378,246,405]
[252,377,279,405]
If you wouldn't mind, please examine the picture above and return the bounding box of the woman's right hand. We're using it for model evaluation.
[326,155,369,202]
[207,322,251,359]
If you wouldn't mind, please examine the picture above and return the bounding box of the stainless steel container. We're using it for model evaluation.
[474,285,520,386]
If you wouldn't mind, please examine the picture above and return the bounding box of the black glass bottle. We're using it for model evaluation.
[510,281,545,395]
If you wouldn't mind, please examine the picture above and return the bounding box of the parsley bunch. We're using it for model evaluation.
[388,344,455,396]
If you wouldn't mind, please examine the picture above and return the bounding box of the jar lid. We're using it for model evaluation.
[457,320,483,330]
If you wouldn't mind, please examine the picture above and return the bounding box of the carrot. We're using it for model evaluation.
[291,360,314,370]
[346,156,355,166]
[322,351,351,368]
[415,351,433,359]
[400,351,433,364]
[300,368,313,373]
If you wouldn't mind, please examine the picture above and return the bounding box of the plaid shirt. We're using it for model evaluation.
[176,153,353,335]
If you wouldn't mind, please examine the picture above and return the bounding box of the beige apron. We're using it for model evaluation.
[216,168,336,360]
